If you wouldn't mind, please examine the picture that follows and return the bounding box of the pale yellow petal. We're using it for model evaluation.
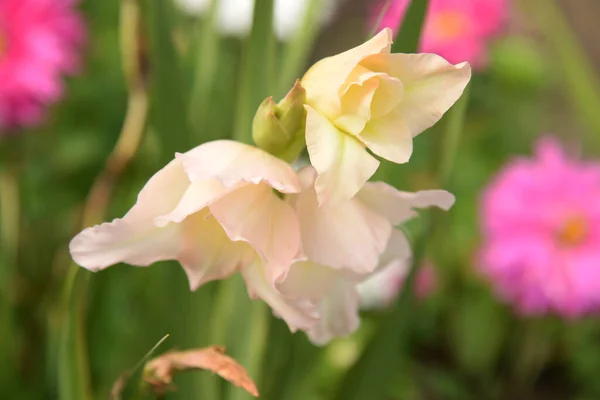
[364,53,471,137]
[357,109,413,163]
[301,29,393,118]
[305,106,380,206]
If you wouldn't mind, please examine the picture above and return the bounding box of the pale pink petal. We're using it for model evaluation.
[177,140,301,193]
[358,182,456,225]
[363,53,471,138]
[126,158,192,220]
[69,219,181,272]
[301,29,393,118]
[277,261,357,302]
[305,106,380,206]
[293,168,392,274]
[178,211,254,290]
[210,184,301,283]
[242,261,319,332]
[378,229,413,268]
[307,279,361,345]
[154,178,241,227]
[70,158,190,271]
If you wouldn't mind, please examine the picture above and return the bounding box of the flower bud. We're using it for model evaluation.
[252,80,306,162]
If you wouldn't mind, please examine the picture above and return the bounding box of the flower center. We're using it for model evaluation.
[557,215,588,247]
[0,32,6,58]
[431,11,468,41]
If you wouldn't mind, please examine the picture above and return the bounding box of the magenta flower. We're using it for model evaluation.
[0,0,85,129]
[372,0,508,67]
[480,137,600,317]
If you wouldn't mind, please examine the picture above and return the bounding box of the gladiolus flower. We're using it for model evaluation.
[0,0,85,129]
[479,137,600,317]
[70,140,318,331]
[301,28,470,205]
[277,167,454,344]
[371,0,508,67]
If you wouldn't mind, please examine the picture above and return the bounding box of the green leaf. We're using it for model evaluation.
[144,0,190,160]
[232,0,276,144]
[188,0,221,142]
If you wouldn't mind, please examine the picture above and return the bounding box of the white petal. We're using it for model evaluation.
[358,182,456,225]
[294,172,392,274]
[305,106,380,206]
[307,279,361,345]
[358,109,414,164]
[242,261,319,332]
[177,140,301,193]
[210,184,301,283]
[178,211,254,290]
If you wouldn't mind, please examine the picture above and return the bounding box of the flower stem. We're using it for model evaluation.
[57,1,149,398]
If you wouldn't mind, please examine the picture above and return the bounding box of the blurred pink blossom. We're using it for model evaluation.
[371,0,508,67]
[0,0,85,130]
[479,137,600,317]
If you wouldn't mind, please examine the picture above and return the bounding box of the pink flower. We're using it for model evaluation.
[0,0,85,129]
[372,0,508,67]
[479,137,600,317]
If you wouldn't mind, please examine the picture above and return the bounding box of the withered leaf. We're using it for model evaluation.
[144,345,259,397]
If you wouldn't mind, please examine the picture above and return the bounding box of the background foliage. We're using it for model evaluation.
[1,0,600,399]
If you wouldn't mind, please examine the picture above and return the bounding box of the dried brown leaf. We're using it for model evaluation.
[144,345,259,397]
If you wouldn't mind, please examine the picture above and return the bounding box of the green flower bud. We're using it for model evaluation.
[252,80,307,162]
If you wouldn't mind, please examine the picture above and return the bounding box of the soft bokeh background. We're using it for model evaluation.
[1,0,600,399]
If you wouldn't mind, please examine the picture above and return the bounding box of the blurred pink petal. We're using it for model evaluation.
[0,0,85,129]
[479,136,600,317]
[371,0,508,68]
